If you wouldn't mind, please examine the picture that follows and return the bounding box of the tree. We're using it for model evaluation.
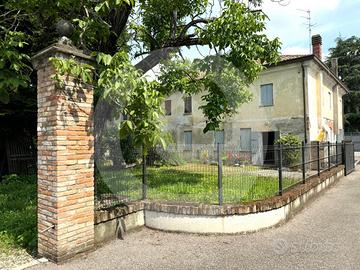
[327,36,360,132]
[1,0,282,153]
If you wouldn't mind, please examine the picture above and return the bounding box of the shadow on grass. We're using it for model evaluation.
[0,175,37,253]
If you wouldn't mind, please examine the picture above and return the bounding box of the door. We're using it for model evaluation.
[251,131,263,165]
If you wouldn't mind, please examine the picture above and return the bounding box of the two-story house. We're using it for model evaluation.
[162,35,348,164]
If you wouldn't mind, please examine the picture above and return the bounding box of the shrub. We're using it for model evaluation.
[275,134,301,168]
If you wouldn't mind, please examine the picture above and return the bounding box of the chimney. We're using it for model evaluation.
[312,34,322,60]
[331,58,339,77]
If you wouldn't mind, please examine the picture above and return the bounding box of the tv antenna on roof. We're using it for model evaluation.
[297,9,317,54]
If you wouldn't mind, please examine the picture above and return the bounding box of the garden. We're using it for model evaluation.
[96,162,300,208]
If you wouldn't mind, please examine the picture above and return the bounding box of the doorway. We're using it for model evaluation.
[262,131,277,165]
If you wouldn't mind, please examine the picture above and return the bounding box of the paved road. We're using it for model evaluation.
[30,167,360,270]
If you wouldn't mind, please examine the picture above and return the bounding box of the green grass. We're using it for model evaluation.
[0,165,300,252]
[97,164,300,205]
[0,175,37,253]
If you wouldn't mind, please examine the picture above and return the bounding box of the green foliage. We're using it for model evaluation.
[157,55,254,132]
[49,56,94,87]
[0,175,37,252]
[327,36,360,131]
[275,134,301,147]
[275,134,301,168]
[2,0,281,158]
[120,82,167,153]
[0,29,32,103]
[202,0,281,77]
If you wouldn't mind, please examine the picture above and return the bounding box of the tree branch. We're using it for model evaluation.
[179,18,213,38]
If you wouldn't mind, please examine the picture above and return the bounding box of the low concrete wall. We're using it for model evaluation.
[94,202,144,244]
[145,166,344,234]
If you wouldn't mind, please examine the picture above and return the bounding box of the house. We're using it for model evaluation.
[162,35,348,164]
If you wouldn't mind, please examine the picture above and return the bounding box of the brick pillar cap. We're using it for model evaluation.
[32,39,93,69]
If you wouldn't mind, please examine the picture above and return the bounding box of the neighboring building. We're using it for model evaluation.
[162,35,348,164]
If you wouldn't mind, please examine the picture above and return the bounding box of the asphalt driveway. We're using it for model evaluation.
[30,167,360,270]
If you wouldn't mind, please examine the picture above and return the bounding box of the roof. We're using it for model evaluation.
[271,54,349,93]
[280,55,312,61]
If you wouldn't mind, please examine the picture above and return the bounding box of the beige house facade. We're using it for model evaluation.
[162,35,348,163]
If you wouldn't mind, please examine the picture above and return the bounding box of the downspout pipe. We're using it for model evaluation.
[301,63,308,144]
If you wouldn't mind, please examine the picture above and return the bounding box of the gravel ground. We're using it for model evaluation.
[0,249,36,270]
[29,166,360,270]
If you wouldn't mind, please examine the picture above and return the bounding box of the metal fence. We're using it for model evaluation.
[0,137,37,177]
[344,141,355,175]
[95,142,348,209]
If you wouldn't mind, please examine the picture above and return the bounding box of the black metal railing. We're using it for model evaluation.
[95,141,352,210]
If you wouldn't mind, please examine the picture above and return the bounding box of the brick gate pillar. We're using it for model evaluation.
[32,41,94,262]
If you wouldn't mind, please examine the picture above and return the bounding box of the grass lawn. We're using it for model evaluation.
[97,163,300,205]
[0,175,37,253]
[0,165,299,252]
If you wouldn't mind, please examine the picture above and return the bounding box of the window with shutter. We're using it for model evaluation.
[165,100,171,115]
[184,96,192,114]
[260,84,274,106]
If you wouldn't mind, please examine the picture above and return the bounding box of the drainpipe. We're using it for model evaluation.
[302,63,308,143]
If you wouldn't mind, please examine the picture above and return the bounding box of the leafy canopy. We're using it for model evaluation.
[1,0,281,151]
[328,36,360,131]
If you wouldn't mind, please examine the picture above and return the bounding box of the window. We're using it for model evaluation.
[165,100,171,115]
[184,96,192,114]
[260,84,274,107]
[184,131,192,150]
[240,128,251,151]
[214,130,225,146]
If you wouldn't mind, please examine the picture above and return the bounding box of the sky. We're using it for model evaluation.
[262,0,360,59]
[179,0,360,61]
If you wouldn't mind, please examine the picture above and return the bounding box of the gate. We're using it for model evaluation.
[343,141,355,175]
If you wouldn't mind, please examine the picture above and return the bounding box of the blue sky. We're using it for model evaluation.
[262,0,360,58]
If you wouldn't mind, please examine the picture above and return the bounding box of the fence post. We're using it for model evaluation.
[328,141,331,170]
[301,141,306,184]
[142,152,147,200]
[278,144,283,196]
[317,141,321,176]
[335,142,339,166]
[217,143,223,206]
[342,141,345,167]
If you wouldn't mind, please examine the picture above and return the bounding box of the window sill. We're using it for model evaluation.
[259,105,274,108]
